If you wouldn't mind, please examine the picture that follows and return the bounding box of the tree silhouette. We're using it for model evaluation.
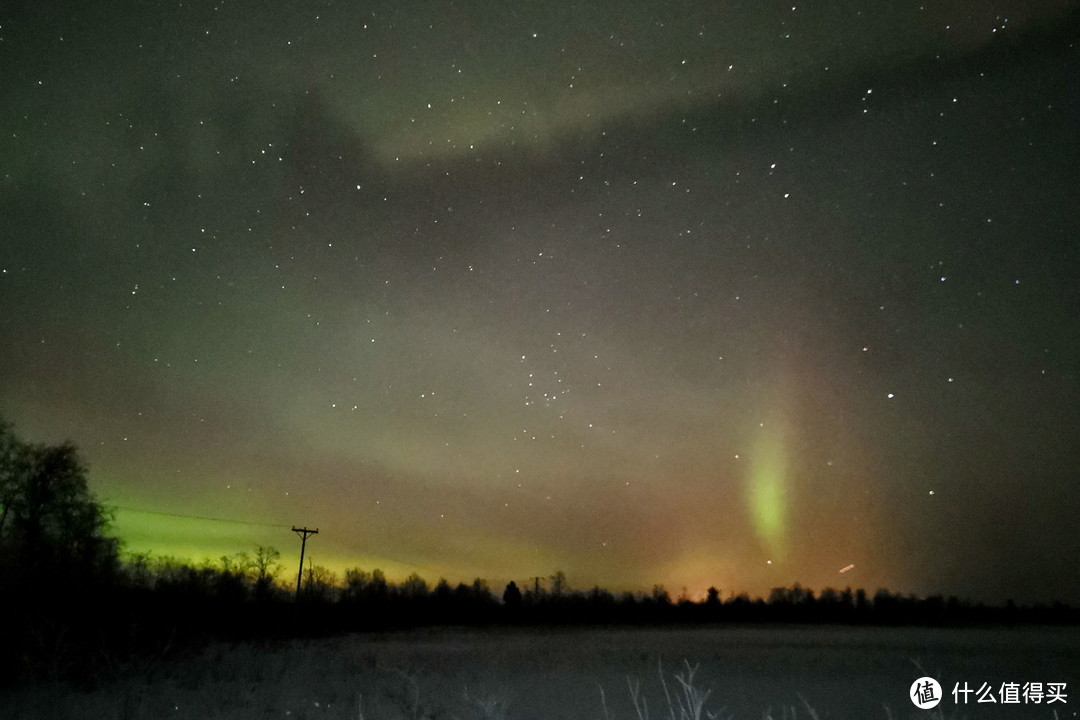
[219,551,254,575]
[302,563,338,602]
[549,570,568,598]
[251,544,282,597]
[400,572,430,600]
[0,420,118,591]
[342,567,373,603]
[502,580,523,610]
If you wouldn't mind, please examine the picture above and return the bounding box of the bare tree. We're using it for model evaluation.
[550,570,568,597]
[400,572,430,600]
[302,562,338,601]
[219,551,253,576]
[252,545,281,585]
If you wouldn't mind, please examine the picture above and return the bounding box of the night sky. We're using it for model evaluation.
[2,1,1077,605]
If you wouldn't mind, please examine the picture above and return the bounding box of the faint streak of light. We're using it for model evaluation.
[109,505,290,529]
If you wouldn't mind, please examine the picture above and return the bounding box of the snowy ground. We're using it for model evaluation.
[4,624,1076,719]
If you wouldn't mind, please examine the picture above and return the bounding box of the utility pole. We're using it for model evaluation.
[292,526,319,599]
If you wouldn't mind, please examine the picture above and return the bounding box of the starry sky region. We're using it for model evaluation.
[1,0,1078,604]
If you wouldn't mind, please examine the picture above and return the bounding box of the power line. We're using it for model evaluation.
[108,504,291,529]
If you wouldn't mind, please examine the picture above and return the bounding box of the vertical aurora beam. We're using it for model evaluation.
[746,420,790,562]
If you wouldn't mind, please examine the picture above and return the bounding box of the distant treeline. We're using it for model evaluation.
[1,419,1076,687]
[4,547,1077,688]
[115,552,1079,635]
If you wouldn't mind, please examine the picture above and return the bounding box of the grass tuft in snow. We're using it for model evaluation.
[601,659,730,720]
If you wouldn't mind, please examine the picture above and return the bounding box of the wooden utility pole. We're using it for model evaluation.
[291,526,319,599]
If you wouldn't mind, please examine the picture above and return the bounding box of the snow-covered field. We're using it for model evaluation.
[5,624,1076,719]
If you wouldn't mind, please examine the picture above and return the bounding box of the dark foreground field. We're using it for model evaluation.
[3,624,1075,720]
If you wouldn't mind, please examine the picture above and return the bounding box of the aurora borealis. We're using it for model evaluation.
[2,1,1077,605]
